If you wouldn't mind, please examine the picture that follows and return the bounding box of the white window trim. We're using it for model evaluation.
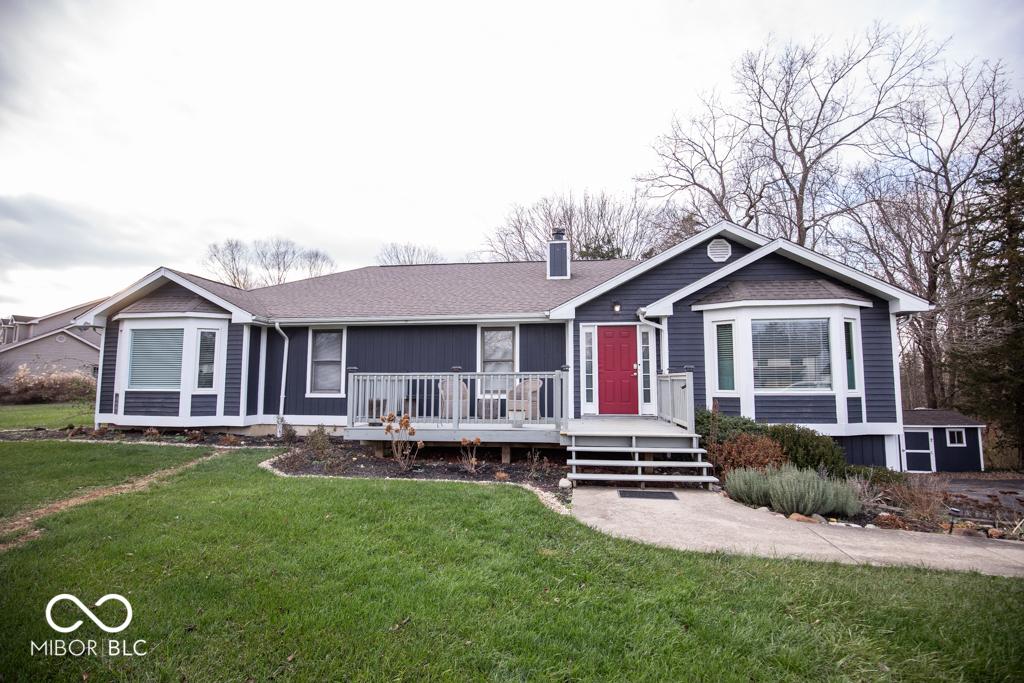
[946,428,967,448]
[842,318,864,398]
[193,329,220,394]
[710,320,739,396]
[476,324,520,398]
[637,326,656,414]
[903,429,936,472]
[580,324,598,415]
[305,327,347,398]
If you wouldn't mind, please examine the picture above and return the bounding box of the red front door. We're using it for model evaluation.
[598,326,638,414]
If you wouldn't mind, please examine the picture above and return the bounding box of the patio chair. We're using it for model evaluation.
[507,378,543,422]
[438,377,470,420]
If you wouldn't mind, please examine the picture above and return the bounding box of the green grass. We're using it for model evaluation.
[0,402,94,430]
[1,448,1021,681]
[0,442,207,518]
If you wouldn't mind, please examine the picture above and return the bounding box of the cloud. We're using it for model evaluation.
[0,194,175,277]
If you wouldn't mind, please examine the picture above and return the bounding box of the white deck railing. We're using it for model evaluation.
[657,372,695,431]
[348,371,569,429]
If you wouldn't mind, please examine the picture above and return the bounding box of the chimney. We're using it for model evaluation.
[546,228,570,279]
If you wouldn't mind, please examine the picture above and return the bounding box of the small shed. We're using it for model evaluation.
[902,408,986,473]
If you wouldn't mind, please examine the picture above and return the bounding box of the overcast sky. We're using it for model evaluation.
[1,0,1022,314]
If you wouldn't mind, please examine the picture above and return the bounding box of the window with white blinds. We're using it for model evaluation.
[196,330,217,389]
[752,319,831,390]
[716,323,735,391]
[129,328,184,389]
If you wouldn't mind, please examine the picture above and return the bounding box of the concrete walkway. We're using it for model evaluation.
[572,488,1024,578]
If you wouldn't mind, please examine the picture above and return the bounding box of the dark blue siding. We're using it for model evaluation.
[224,323,243,416]
[190,394,217,416]
[755,395,837,423]
[246,327,261,415]
[98,325,119,413]
[574,236,753,415]
[263,328,284,415]
[347,325,477,372]
[124,391,179,416]
[713,396,741,416]
[847,396,863,423]
[933,427,983,472]
[861,302,898,422]
[519,323,566,371]
[836,435,886,467]
[548,243,568,277]
[263,327,345,417]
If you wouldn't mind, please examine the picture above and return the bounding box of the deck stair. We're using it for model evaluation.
[563,418,717,487]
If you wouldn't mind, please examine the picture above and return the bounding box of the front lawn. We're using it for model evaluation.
[1,448,1021,680]
[0,402,93,430]
[0,442,207,518]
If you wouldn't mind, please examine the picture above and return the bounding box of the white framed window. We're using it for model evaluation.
[715,322,736,392]
[128,328,184,389]
[639,327,653,405]
[307,328,346,397]
[582,327,595,406]
[843,319,858,392]
[479,327,516,394]
[752,318,832,391]
[946,428,966,447]
[195,329,218,391]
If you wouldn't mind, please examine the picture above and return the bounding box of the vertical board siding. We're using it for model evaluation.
[754,395,837,423]
[246,326,261,415]
[548,243,568,277]
[98,325,119,413]
[223,323,243,416]
[283,328,344,416]
[347,325,477,372]
[847,396,863,423]
[519,323,566,371]
[573,237,752,416]
[860,301,897,422]
[835,435,886,467]
[933,427,983,472]
[190,394,217,416]
[123,391,180,416]
[712,396,741,416]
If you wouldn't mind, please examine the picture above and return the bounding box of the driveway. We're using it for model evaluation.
[572,488,1024,578]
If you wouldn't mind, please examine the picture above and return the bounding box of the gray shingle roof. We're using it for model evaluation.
[903,408,985,427]
[172,260,638,320]
[696,279,872,306]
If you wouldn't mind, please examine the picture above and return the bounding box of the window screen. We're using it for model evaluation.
[310,330,344,393]
[196,330,216,389]
[716,323,735,391]
[752,319,831,390]
[129,328,184,388]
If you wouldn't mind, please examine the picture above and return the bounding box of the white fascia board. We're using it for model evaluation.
[548,221,771,320]
[692,298,873,311]
[74,268,255,326]
[645,241,782,316]
[271,312,549,325]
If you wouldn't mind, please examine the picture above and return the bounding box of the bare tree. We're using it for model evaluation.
[376,243,444,265]
[203,238,254,288]
[485,190,697,261]
[643,24,939,247]
[840,61,1023,407]
[251,238,303,286]
[300,248,336,278]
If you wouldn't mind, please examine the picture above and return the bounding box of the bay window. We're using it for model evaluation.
[751,318,831,391]
[196,330,217,390]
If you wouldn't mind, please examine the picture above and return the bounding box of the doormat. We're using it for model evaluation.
[618,490,678,500]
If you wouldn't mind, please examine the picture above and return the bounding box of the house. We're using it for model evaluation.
[74,222,931,483]
[902,408,986,472]
[0,300,105,382]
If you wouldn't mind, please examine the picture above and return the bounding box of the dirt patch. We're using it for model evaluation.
[0,450,227,552]
[269,444,572,506]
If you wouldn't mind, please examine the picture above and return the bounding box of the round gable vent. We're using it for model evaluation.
[55,334,67,343]
[707,238,732,263]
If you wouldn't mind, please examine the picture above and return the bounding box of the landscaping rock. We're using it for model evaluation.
[811,514,828,524]
[788,512,819,524]
[558,478,572,489]
[756,506,770,513]
[987,528,1006,539]
[865,524,877,529]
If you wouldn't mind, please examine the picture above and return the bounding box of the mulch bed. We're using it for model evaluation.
[271,445,572,504]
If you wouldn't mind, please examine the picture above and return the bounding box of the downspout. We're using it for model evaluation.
[273,323,289,437]
[636,307,665,330]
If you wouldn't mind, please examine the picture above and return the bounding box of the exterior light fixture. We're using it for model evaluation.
[612,302,621,313]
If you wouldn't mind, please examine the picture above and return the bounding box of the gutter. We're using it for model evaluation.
[273,322,289,437]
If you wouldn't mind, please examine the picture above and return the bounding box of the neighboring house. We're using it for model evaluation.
[0,300,105,382]
[75,222,932,482]
[902,408,986,473]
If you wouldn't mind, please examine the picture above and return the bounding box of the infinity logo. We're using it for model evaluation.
[45,594,133,634]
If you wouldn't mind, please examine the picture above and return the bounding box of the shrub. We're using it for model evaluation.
[459,436,484,474]
[696,408,764,445]
[494,471,510,482]
[279,419,297,445]
[845,465,907,488]
[143,427,161,441]
[218,433,240,447]
[885,476,944,525]
[764,464,862,517]
[382,413,423,472]
[306,424,331,458]
[707,433,787,475]
[0,366,96,404]
[766,424,847,474]
[724,468,771,507]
